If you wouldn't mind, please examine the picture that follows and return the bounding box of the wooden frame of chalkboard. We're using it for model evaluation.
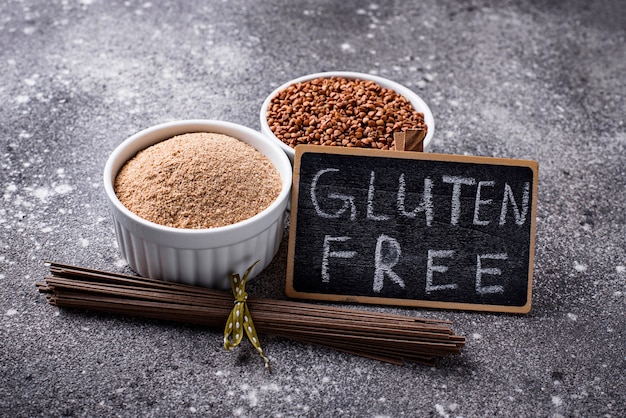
[286,145,538,314]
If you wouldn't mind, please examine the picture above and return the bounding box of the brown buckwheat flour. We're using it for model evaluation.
[114,132,282,229]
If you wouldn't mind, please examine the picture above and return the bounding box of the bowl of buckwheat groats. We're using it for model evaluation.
[260,71,435,164]
[103,120,292,289]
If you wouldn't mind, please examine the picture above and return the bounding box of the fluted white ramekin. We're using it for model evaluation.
[103,120,292,289]
[260,71,435,164]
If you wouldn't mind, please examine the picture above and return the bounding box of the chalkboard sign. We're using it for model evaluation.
[286,146,538,313]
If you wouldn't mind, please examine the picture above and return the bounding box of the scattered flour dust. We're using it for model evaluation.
[14,95,30,104]
[435,403,450,418]
[26,184,74,202]
[260,383,280,393]
[573,261,588,272]
[54,184,74,194]
[434,402,460,417]
[113,258,127,269]
[33,187,51,202]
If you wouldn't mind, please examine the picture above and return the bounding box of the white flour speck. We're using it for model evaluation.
[242,385,258,407]
[260,383,280,392]
[472,333,482,340]
[32,187,51,202]
[340,43,352,51]
[116,87,137,103]
[573,261,587,272]
[41,226,53,233]
[435,403,449,418]
[551,395,563,407]
[6,309,18,316]
[6,184,17,193]
[567,313,578,321]
[15,95,30,104]
[79,238,89,247]
[54,184,74,194]
[616,265,625,274]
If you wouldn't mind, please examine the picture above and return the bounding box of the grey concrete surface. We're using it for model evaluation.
[1,0,624,417]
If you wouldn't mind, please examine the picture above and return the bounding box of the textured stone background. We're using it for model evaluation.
[1,0,624,416]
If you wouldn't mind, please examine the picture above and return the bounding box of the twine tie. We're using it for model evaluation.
[223,261,271,371]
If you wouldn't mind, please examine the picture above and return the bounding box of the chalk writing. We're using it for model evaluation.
[310,168,530,228]
[287,147,538,313]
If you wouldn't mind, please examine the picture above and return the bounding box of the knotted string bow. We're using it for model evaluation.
[223,261,271,371]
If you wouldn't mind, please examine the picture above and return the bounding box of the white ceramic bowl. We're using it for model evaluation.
[103,120,292,289]
[260,71,435,164]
